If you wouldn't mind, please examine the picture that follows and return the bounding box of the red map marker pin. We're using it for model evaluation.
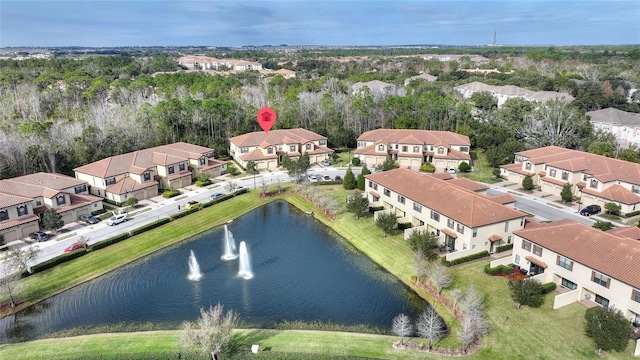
[257,107,276,133]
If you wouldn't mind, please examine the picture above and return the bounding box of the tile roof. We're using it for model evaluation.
[581,184,640,205]
[0,214,39,231]
[486,193,517,205]
[357,129,470,147]
[447,178,490,192]
[74,142,213,178]
[352,80,395,92]
[105,177,158,195]
[0,173,81,200]
[514,219,640,289]
[606,226,640,240]
[586,108,640,126]
[366,168,524,228]
[454,81,574,103]
[0,193,33,208]
[229,128,328,148]
[514,146,640,186]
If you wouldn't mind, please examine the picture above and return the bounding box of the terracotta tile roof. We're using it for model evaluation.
[198,158,226,171]
[606,226,640,240]
[540,176,567,187]
[229,129,327,148]
[105,177,158,195]
[525,255,548,268]
[369,190,380,198]
[434,147,471,160]
[441,228,458,238]
[486,193,516,205]
[500,162,532,176]
[354,144,377,156]
[448,178,490,192]
[357,129,470,147]
[57,193,103,212]
[0,173,82,200]
[240,149,278,161]
[0,214,39,231]
[0,193,33,208]
[582,184,640,205]
[74,142,213,178]
[430,172,454,180]
[514,146,640,186]
[514,219,640,288]
[366,168,524,228]
[489,234,503,242]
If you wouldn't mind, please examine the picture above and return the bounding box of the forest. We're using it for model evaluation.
[0,46,639,179]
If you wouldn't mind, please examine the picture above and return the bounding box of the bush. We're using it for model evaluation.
[89,233,131,251]
[202,194,233,208]
[227,165,237,175]
[420,163,435,173]
[541,282,557,294]
[369,206,384,213]
[604,202,621,216]
[351,157,361,166]
[129,218,171,236]
[458,162,471,173]
[509,278,544,307]
[194,179,212,187]
[162,189,181,198]
[397,222,412,230]
[483,264,514,275]
[492,168,502,179]
[29,249,88,274]
[170,207,200,220]
[623,210,640,218]
[441,251,489,266]
[496,243,514,252]
[522,175,534,191]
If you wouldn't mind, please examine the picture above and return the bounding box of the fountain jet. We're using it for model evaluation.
[187,250,202,281]
[238,241,253,280]
[221,225,239,260]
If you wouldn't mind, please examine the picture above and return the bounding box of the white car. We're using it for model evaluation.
[321,175,332,181]
[307,174,318,182]
[106,213,128,226]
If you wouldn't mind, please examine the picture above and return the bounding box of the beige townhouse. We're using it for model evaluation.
[500,146,640,215]
[365,168,526,261]
[229,128,333,170]
[74,142,226,203]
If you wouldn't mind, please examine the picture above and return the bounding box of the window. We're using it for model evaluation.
[525,162,532,170]
[413,203,422,212]
[557,256,573,270]
[398,195,405,204]
[632,185,640,194]
[472,228,477,237]
[278,145,282,151]
[105,177,116,186]
[378,144,384,151]
[515,254,520,264]
[144,172,151,181]
[437,147,444,154]
[0,210,7,221]
[595,294,609,307]
[402,145,408,152]
[504,221,509,232]
[17,205,27,216]
[368,181,373,188]
[168,166,174,174]
[35,199,42,206]
[430,211,440,221]
[383,189,390,197]
[549,169,557,177]
[463,243,468,250]
[520,218,524,226]
[372,196,379,202]
[56,195,66,205]
[241,147,248,153]
[306,143,312,150]
[533,245,542,256]
[632,289,640,303]
[290,145,296,151]
[522,240,532,251]
[592,272,610,288]
[561,171,569,181]
[74,184,87,194]
[447,219,455,229]
[199,157,206,166]
[460,146,469,152]
[457,223,464,234]
[358,141,365,148]
[561,278,577,290]
[268,147,274,154]
[413,146,420,153]
[508,235,512,244]
[179,163,186,171]
[319,140,326,146]
[590,179,598,189]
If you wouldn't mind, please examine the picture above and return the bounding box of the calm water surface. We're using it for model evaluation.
[0,201,425,342]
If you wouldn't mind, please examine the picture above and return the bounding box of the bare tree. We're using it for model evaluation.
[450,287,465,310]
[224,180,238,193]
[426,263,453,294]
[516,100,588,149]
[413,248,427,279]
[180,303,239,359]
[392,313,414,345]
[416,306,447,349]
[457,286,488,353]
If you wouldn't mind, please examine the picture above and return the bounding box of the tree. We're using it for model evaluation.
[508,279,543,308]
[375,212,397,237]
[180,303,239,359]
[470,91,497,111]
[381,157,396,172]
[517,100,591,149]
[42,208,64,233]
[426,263,454,294]
[593,220,615,231]
[282,153,311,182]
[245,160,257,174]
[457,286,488,353]
[357,164,371,190]
[406,230,439,261]
[346,192,369,219]
[416,306,447,349]
[126,197,138,207]
[604,202,621,216]
[522,175,534,191]
[342,166,356,190]
[560,183,573,203]
[618,148,639,163]
[587,141,615,157]
[224,180,238,193]
[584,306,632,354]
[458,162,470,173]
[391,313,413,345]
[0,246,42,307]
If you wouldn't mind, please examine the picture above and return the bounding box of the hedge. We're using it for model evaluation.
[194,179,212,187]
[170,207,200,220]
[202,194,234,208]
[442,251,489,267]
[369,206,384,213]
[541,282,557,294]
[162,189,181,198]
[496,243,514,252]
[483,264,515,275]
[129,217,171,236]
[397,222,412,230]
[29,248,88,274]
[89,233,131,251]
[624,210,640,218]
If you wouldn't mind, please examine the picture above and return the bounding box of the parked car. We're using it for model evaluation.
[307,174,318,182]
[235,186,248,193]
[446,167,457,174]
[334,175,342,181]
[79,214,100,224]
[64,241,87,253]
[580,204,602,216]
[106,213,128,226]
[320,160,331,166]
[210,192,225,200]
[321,175,332,181]
[29,231,49,242]
[185,201,201,210]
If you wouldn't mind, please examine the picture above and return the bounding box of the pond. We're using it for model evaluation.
[0,200,425,343]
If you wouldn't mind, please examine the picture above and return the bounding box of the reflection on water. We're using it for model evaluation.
[0,201,426,343]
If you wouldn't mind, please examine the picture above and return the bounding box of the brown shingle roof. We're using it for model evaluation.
[230,128,328,148]
[366,168,524,228]
[514,219,640,289]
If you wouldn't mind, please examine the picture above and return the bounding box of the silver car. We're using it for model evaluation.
[106,213,127,226]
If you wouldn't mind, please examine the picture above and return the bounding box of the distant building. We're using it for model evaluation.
[351,80,397,96]
[586,108,640,148]
[421,54,489,65]
[404,73,437,86]
[454,81,574,107]
[178,55,262,71]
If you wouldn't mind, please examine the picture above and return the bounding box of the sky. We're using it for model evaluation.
[1,0,639,47]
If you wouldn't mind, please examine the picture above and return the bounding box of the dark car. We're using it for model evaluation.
[29,231,49,242]
[79,214,100,224]
[580,204,602,216]
[210,192,225,200]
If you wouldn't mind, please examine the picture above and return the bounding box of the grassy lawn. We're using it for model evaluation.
[333,148,355,167]
[458,150,501,184]
[1,186,637,359]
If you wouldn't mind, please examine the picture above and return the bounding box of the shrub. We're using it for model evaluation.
[509,278,544,308]
[593,220,614,231]
[194,179,212,187]
[397,222,412,230]
[170,207,200,220]
[492,168,502,179]
[458,162,471,173]
[227,165,237,175]
[484,264,515,275]
[522,175,534,190]
[29,249,88,274]
[560,183,573,203]
[604,202,621,216]
[202,194,233,208]
[541,282,557,294]
[162,189,181,198]
[89,233,131,251]
[496,243,514,252]
[351,157,361,166]
[129,218,172,236]
[369,206,384,213]
[623,210,640,218]
[441,251,489,266]
[420,163,435,173]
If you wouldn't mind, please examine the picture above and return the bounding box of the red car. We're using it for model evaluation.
[64,242,87,253]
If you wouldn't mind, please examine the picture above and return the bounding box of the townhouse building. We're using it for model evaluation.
[454,81,574,107]
[500,146,640,215]
[229,129,333,170]
[365,168,526,261]
[354,129,471,171]
[178,55,263,71]
[512,219,640,325]
[74,142,226,203]
[0,173,103,242]
[586,107,640,148]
